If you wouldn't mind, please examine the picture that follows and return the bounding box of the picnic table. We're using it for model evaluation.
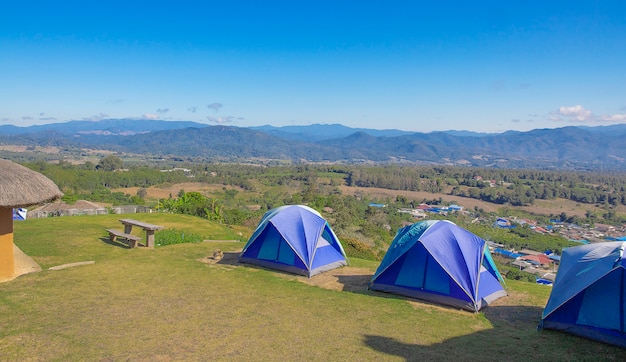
[118,219,164,248]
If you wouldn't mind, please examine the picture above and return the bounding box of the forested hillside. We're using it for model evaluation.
[2,120,626,170]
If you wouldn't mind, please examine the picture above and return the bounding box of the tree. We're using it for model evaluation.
[224,189,238,199]
[96,155,123,171]
[136,187,148,199]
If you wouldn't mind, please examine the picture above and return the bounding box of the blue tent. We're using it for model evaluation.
[239,205,348,277]
[12,208,27,220]
[368,220,507,312]
[539,242,626,348]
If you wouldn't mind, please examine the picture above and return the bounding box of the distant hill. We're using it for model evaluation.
[440,130,494,137]
[1,119,626,170]
[250,123,413,141]
[95,125,337,161]
[0,119,207,136]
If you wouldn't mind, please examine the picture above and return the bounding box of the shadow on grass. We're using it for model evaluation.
[216,251,241,266]
[336,274,371,293]
[362,305,626,360]
[336,273,510,315]
[335,274,475,312]
[363,329,511,361]
[99,236,134,249]
[197,251,241,265]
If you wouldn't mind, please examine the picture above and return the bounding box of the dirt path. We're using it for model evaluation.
[199,250,374,292]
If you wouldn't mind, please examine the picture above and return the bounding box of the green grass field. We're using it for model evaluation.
[1,214,625,360]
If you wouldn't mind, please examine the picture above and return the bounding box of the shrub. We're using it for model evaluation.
[155,229,203,246]
[503,267,538,283]
[341,236,382,260]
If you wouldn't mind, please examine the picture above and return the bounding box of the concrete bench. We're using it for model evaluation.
[118,219,164,248]
[106,229,143,248]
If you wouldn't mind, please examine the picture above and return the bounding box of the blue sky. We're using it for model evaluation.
[1,1,625,133]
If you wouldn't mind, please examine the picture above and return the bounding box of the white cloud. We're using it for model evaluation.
[549,105,626,125]
[208,102,223,112]
[557,105,592,121]
[143,114,159,120]
[36,112,56,121]
[600,113,626,122]
[207,116,234,124]
[82,113,109,121]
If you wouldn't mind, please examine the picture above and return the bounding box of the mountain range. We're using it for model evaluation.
[1,119,626,170]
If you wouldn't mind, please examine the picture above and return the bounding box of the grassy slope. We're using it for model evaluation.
[0,214,624,360]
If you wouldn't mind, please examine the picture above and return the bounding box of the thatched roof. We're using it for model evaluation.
[0,159,63,208]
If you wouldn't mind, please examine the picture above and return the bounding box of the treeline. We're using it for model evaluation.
[26,160,626,211]
[342,165,626,207]
[26,159,190,191]
[23,158,259,200]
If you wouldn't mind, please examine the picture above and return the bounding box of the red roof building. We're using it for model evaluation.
[521,254,553,266]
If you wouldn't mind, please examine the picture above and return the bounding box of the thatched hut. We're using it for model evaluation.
[0,159,63,279]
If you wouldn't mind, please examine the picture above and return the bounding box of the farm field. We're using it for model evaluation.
[112,182,242,201]
[1,214,625,360]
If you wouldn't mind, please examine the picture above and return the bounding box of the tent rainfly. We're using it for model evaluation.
[239,205,348,277]
[0,159,63,279]
[539,241,626,348]
[369,220,507,312]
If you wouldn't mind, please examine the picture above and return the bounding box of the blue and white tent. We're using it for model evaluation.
[368,220,507,312]
[239,205,348,277]
[12,208,27,220]
[539,242,626,348]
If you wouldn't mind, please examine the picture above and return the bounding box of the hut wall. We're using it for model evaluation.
[0,207,15,279]
[29,207,108,218]
[28,205,152,219]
